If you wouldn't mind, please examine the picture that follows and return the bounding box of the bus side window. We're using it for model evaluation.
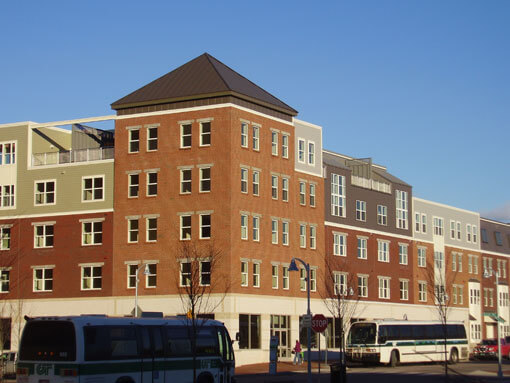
[150,327,164,358]
[165,327,192,357]
[141,327,152,358]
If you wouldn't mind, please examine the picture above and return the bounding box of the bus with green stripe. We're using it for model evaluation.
[346,319,468,366]
[16,314,235,383]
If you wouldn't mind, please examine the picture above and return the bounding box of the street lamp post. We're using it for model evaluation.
[134,264,150,317]
[484,268,503,380]
[289,257,312,383]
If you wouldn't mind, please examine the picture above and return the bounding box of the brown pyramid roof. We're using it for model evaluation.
[111,53,297,116]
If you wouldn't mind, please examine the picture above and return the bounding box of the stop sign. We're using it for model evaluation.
[311,314,328,333]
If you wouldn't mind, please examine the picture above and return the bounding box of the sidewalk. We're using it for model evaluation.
[235,361,332,383]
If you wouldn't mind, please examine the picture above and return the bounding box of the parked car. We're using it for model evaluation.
[1,351,16,378]
[472,339,510,360]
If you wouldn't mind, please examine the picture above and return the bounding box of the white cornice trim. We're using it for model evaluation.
[481,249,510,259]
[29,115,117,129]
[325,221,413,241]
[295,168,323,178]
[293,118,322,130]
[0,208,113,220]
[413,197,480,217]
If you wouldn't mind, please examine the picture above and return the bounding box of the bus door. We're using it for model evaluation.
[217,327,235,383]
[140,326,165,383]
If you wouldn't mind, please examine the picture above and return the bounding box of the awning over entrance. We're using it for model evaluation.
[484,312,505,323]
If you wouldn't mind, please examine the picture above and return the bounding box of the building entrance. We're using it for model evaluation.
[270,315,291,358]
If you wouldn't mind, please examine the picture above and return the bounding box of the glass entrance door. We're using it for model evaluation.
[271,315,291,358]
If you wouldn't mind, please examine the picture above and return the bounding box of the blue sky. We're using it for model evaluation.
[1,1,508,221]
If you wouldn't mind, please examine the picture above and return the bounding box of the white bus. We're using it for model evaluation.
[346,319,468,366]
[16,315,235,383]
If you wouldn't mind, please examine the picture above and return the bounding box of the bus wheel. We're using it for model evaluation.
[449,348,459,364]
[389,350,399,367]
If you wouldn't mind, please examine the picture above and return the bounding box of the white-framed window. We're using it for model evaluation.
[356,200,366,221]
[434,251,444,269]
[34,224,54,248]
[418,281,427,302]
[146,171,158,196]
[334,272,347,295]
[0,185,15,208]
[128,129,140,153]
[252,216,260,241]
[82,176,104,202]
[147,126,158,151]
[299,181,306,205]
[180,261,191,287]
[333,233,347,256]
[241,122,248,148]
[310,269,317,291]
[452,252,463,272]
[127,218,139,243]
[241,214,248,240]
[308,141,315,165]
[283,266,289,289]
[253,263,260,287]
[377,240,390,262]
[396,190,408,229]
[241,261,248,286]
[272,265,278,289]
[433,217,444,236]
[415,212,421,232]
[357,237,367,259]
[282,221,289,246]
[300,268,306,291]
[180,169,192,194]
[358,275,368,297]
[200,121,211,147]
[34,180,56,205]
[128,173,139,198]
[282,134,289,158]
[309,184,316,207]
[0,227,11,250]
[33,267,53,292]
[399,279,409,300]
[421,213,427,233]
[252,125,259,150]
[199,167,211,192]
[200,260,211,286]
[200,214,211,239]
[82,221,103,245]
[146,263,157,288]
[456,221,462,240]
[181,123,192,148]
[146,217,157,242]
[466,224,472,243]
[377,205,387,226]
[473,225,478,243]
[470,288,480,305]
[252,171,260,196]
[81,264,102,290]
[241,168,248,193]
[127,264,138,288]
[0,269,9,292]
[180,215,192,240]
[331,174,345,217]
[399,243,408,265]
[0,142,16,165]
[299,224,306,248]
[271,131,278,156]
[453,285,464,305]
[297,139,305,163]
[378,277,391,299]
[309,226,317,249]
[271,219,278,244]
[418,247,427,268]
[271,175,278,199]
[450,220,456,240]
[282,177,289,202]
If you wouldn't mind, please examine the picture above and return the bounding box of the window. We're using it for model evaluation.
[241,214,248,240]
[456,222,462,240]
[399,244,408,265]
[470,288,480,305]
[468,254,479,274]
[33,267,53,292]
[495,232,503,246]
[2,142,15,164]
[180,262,191,287]
[473,225,478,243]
[0,185,15,207]
[333,233,346,256]
[200,261,211,286]
[0,227,11,250]
[271,219,278,244]
[356,200,366,221]
[466,224,472,242]
[34,224,54,248]
[399,279,409,300]
[200,121,211,146]
[282,221,289,246]
[299,224,306,248]
[452,253,463,272]
[298,139,305,163]
[300,269,306,291]
[241,123,248,148]
[127,219,139,243]
[282,134,289,158]
[180,215,191,240]
[481,228,488,243]
[271,175,278,199]
[128,129,139,153]
[239,314,260,349]
[147,126,158,151]
[334,272,347,295]
[252,216,260,241]
[331,174,345,217]
[308,142,315,165]
[418,247,426,267]
[82,221,102,245]
[272,265,278,289]
[241,261,248,286]
[199,167,211,192]
[377,205,387,226]
[0,270,9,292]
[299,182,306,205]
[241,168,248,193]
[309,184,316,207]
[433,217,444,236]
[358,275,368,297]
[309,226,317,249]
[418,281,427,302]
[180,169,192,194]
[453,285,463,305]
[128,173,139,198]
[310,268,317,292]
[421,214,427,233]
[82,176,104,201]
[35,181,55,205]
[377,240,389,262]
[271,131,278,156]
[181,123,192,148]
[357,237,367,259]
[253,263,260,287]
[127,264,138,288]
[450,221,456,239]
[252,171,259,196]
[283,266,289,289]
[199,214,211,239]
[146,171,158,196]
[252,126,259,150]
[378,277,390,299]
[81,265,102,290]
[146,217,157,242]
[281,177,289,202]
[434,251,444,269]
[415,212,421,232]
[396,190,408,229]
[146,264,157,288]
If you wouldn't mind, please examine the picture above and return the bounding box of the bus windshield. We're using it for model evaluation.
[348,323,376,344]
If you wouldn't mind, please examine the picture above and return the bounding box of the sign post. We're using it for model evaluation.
[312,314,328,376]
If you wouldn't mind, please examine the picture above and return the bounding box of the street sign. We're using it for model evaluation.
[301,314,312,328]
[311,314,328,333]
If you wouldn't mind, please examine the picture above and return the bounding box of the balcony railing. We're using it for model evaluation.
[351,175,392,194]
[32,147,114,166]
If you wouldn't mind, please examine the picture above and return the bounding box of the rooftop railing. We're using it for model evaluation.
[351,175,392,194]
[32,147,114,166]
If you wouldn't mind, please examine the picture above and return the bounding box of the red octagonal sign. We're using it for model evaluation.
[311,314,328,333]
